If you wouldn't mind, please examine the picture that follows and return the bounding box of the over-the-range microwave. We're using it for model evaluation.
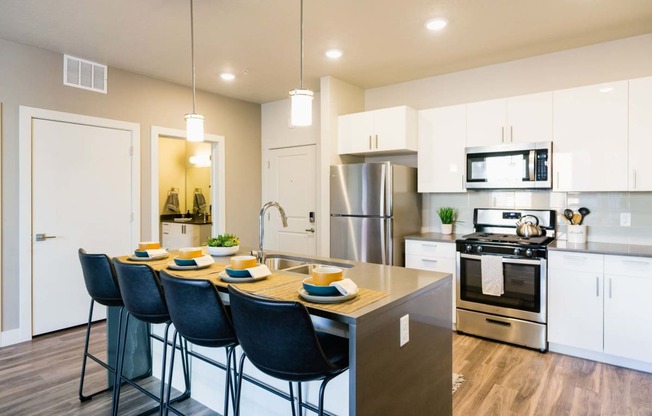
[465,141,552,190]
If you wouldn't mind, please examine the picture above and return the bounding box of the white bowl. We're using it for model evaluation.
[207,246,239,256]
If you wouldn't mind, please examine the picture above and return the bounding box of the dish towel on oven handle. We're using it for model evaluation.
[481,255,504,296]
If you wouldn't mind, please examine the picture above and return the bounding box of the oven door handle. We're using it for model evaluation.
[460,252,543,265]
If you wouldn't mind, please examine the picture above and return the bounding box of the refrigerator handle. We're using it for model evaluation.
[380,218,387,265]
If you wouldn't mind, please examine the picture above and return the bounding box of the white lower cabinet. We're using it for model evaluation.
[405,240,456,324]
[162,222,211,249]
[548,251,652,366]
[603,255,652,362]
[548,251,604,351]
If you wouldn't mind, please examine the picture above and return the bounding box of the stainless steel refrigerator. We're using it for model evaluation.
[330,162,420,266]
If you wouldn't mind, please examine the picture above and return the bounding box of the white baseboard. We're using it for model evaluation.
[549,342,652,373]
[1,328,23,347]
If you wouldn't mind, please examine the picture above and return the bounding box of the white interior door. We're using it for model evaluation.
[32,119,135,335]
[265,145,317,256]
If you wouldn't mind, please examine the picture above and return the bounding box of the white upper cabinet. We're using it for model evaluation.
[629,76,652,191]
[553,81,628,191]
[418,105,467,193]
[466,92,552,147]
[338,106,417,155]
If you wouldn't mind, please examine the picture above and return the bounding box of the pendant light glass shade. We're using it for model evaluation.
[289,88,313,127]
[289,0,313,127]
[185,113,205,142]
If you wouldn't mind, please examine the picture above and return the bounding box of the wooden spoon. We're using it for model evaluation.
[572,213,582,225]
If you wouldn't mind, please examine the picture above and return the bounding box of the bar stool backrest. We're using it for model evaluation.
[227,285,339,382]
[159,270,238,348]
[112,259,169,324]
[78,248,123,307]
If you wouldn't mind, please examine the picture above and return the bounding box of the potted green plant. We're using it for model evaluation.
[436,207,456,235]
[206,233,240,256]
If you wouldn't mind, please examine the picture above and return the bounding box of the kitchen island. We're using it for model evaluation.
[142,250,452,415]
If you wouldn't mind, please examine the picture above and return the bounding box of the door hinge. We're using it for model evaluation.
[130,212,134,222]
[129,146,134,156]
[267,161,270,169]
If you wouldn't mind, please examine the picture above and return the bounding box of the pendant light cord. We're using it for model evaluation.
[300,0,304,90]
[190,0,197,113]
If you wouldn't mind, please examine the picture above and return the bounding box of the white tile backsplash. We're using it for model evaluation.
[422,191,652,245]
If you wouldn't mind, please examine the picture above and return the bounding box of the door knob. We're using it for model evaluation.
[35,233,57,241]
[304,228,315,233]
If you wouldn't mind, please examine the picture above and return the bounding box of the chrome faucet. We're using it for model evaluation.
[258,201,288,264]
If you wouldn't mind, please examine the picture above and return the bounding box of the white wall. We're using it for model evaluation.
[365,33,652,111]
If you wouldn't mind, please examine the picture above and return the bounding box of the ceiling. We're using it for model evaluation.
[1,0,651,104]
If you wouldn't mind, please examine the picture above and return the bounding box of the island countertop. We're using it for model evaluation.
[207,247,453,326]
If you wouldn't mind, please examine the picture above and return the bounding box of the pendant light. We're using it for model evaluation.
[185,0,204,142]
[289,0,313,127]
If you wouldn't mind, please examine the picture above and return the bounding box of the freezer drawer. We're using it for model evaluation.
[330,216,392,265]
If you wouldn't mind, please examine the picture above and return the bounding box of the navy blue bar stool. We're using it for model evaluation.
[112,259,191,416]
[159,270,240,416]
[78,248,125,405]
[227,285,349,416]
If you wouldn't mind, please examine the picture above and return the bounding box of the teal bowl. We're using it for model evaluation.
[134,250,149,258]
[225,267,251,277]
[174,258,197,266]
[302,278,340,296]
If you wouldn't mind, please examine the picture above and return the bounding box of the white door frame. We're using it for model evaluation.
[149,126,225,241]
[18,106,140,343]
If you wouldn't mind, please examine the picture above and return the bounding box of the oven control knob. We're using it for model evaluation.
[513,248,521,256]
[465,244,473,253]
[525,248,533,257]
[476,246,483,254]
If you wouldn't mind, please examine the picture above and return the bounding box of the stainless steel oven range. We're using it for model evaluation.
[456,208,556,351]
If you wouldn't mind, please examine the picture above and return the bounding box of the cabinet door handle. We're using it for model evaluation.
[462,174,465,189]
[510,125,513,142]
[375,134,379,149]
[563,255,587,261]
[421,258,438,263]
[369,135,372,150]
[609,278,612,299]
[421,243,437,248]
[501,126,505,143]
[596,277,600,297]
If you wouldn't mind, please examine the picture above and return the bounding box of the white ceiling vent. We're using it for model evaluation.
[63,55,107,94]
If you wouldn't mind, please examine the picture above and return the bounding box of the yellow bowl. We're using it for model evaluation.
[178,247,203,259]
[311,266,343,286]
[230,255,257,270]
[138,241,161,251]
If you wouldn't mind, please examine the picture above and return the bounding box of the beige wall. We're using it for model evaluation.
[0,38,261,330]
[365,33,652,110]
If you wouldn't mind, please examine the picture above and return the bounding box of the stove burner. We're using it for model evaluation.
[461,232,552,246]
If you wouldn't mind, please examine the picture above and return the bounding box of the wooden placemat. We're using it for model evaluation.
[257,281,389,314]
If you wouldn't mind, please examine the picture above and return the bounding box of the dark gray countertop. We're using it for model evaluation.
[213,247,452,325]
[404,232,463,243]
[549,240,652,257]
[161,219,212,225]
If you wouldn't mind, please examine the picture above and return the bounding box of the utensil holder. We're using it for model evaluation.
[567,225,587,244]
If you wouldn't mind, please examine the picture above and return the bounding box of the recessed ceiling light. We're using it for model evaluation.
[425,18,448,31]
[325,49,343,59]
[220,72,236,81]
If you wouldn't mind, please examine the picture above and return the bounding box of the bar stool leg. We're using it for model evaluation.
[78,299,96,401]
[112,312,131,416]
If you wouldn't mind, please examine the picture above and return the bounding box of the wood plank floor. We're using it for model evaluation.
[2,323,652,415]
[453,334,652,416]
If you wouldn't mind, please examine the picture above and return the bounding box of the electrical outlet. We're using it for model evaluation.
[620,213,631,227]
[400,314,410,347]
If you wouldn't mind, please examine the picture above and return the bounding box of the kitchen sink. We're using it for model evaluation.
[263,254,352,275]
[264,257,305,270]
